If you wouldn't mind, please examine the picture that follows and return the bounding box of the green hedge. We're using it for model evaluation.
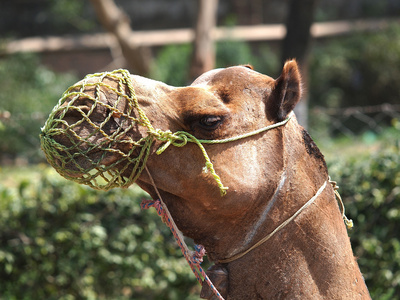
[0,53,77,163]
[327,137,400,299]
[0,166,199,300]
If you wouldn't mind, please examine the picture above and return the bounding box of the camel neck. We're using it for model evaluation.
[224,184,370,299]
[216,124,329,263]
[217,123,370,299]
[218,176,329,264]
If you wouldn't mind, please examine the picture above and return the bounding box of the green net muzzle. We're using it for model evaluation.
[40,69,229,194]
[40,69,156,190]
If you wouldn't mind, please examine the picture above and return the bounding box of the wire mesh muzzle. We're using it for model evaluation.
[40,70,153,190]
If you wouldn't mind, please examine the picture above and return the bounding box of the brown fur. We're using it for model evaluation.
[55,61,370,299]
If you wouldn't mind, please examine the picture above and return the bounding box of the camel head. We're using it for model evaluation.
[40,60,302,260]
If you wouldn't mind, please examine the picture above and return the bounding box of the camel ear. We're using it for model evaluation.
[268,60,302,121]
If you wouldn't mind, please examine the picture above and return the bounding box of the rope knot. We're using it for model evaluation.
[330,178,339,191]
[154,130,189,155]
[190,244,206,265]
[150,129,171,140]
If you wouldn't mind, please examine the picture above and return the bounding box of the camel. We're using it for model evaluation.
[40,60,371,299]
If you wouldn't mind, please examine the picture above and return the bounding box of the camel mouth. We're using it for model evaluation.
[40,131,102,178]
[40,133,106,179]
[40,126,147,190]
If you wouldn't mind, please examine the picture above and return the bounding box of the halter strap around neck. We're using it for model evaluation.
[217,178,353,264]
[217,180,328,264]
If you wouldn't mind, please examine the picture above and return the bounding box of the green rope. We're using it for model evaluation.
[40,69,291,196]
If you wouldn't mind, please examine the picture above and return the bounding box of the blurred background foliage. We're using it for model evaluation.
[151,40,279,86]
[0,53,77,163]
[326,128,400,299]
[0,0,400,299]
[0,166,200,300]
[310,23,400,109]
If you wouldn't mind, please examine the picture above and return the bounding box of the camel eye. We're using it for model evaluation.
[199,115,223,130]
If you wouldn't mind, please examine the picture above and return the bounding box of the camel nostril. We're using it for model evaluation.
[76,105,91,116]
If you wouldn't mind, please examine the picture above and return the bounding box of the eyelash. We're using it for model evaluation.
[198,115,223,131]
[184,114,224,132]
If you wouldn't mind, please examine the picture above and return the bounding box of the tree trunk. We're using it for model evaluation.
[190,0,219,81]
[281,0,317,128]
[89,0,151,76]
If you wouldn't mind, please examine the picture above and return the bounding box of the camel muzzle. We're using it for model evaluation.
[40,69,154,191]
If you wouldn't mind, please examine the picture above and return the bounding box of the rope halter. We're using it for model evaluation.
[40,69,292,195]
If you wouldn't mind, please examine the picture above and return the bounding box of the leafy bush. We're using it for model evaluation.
[0,53,77,163]
[327,134,400,299]
[216,40,279,76]
[0,166,199,300]
[151,44,192,87]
